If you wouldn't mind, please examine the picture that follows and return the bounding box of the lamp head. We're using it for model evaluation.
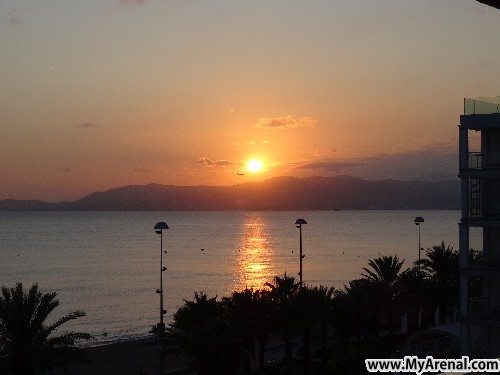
[154,221,169,234]
[295,218,307,228]
[414,216,424,226]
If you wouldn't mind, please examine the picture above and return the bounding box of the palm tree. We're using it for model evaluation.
[293,285,334,374]
[0,283,91,375]
[397,266,426,332]
[166,292,242,375]
[332,279,377,342]
[361,255,405,336]
[223,289,261,375]
[265,274,300,363]
[312,285,334,366]
[253,289,273,372]
[293,286,316,374]
[417,242,459,324]
[361,255,405,288]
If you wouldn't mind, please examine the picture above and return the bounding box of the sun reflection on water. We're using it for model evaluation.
[234,213,275,291]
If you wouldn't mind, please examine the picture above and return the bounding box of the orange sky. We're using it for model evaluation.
[1,1,500,202]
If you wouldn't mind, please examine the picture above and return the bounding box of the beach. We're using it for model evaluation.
[66,339,192,375]
[66,336,289,374]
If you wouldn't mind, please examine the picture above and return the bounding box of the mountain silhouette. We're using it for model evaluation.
[0,176,460,211]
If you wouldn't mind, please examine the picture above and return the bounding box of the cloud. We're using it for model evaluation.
[76,122,98,129]
[135,167,153,174]
[57,167,72,173]
[255,116,318,130]
[8,17,22,26]
[118,0,150,5]
[296,160,365,171]
[198,157,235,166]
[292,140,459,181]
[313,148,338,158]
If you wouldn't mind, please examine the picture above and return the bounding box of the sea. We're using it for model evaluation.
[0,210,467,346]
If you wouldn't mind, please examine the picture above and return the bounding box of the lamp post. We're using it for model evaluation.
[414,216,424,331]
[295,219,307,286]
[414,216,424,267]
[154,221,169,345]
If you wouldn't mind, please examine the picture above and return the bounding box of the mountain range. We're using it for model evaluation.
[0,176,460,211]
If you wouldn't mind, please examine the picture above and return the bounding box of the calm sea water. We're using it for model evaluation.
[0,210,461,345]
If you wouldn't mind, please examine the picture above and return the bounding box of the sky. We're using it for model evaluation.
[1,0,500,202]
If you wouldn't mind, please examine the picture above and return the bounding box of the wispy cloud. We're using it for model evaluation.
[8,17,22,26]
[293,140,459,181]
[312,148,338,158]
[76,122,99,129]
[135,167,153,174]
[118,0,150,6]
[296,160,365,171]
[198,157,236,166]
[57,167,72,173]
[255,116,318,130]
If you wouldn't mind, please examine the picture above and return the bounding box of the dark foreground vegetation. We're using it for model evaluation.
[0,242,467,374]
[164,241,465,375]
[0,283,91,375]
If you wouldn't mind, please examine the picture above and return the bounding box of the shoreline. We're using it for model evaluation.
[66,338,192,375]
[78,332,155,349]
[67,335,288,374]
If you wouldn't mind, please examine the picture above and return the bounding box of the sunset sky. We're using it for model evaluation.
[2,0,500,202]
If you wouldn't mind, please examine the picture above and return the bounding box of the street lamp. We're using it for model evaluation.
[154,221,169,344]
[295,218,307,286]
[414,216,424,266]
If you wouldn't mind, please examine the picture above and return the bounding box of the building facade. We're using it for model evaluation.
[459,96,500,357]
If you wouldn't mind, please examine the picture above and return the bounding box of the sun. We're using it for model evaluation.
[247,159,263,173]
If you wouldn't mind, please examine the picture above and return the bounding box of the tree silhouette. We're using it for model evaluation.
[361,255,405,336]
[293,285,333,374]
[361,255,404,288]
[265,274,300,363]
[312,285,335,366]
[223,289,271,374]
[397,266,426,332]
[332,279,377,342]
[166,292,242,375]
[0,283,91,375]
[253,289,274,371]
[416,242,459,324]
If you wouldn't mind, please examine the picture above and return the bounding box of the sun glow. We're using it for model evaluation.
[247,159,263,173]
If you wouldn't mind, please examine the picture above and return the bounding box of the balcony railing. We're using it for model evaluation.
[468,152,482,169]
[467,152,500,170]
[465,97,500,115]
[469,298,500,320]
[468,249,500,268]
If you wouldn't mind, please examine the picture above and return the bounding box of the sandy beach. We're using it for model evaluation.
[65,335,288,374]
[66,339,192,375]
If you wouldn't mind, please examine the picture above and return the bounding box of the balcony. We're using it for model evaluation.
[465,97,500,115]
[469,298,500,323]
[465,250,500,276]
[467,152,500,170]
[468,250,500,267]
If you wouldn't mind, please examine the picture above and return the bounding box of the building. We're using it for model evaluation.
[459,96,500,357]
[477,0,500,10]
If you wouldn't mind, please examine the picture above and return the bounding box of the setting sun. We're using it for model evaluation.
[247,159,263,173]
